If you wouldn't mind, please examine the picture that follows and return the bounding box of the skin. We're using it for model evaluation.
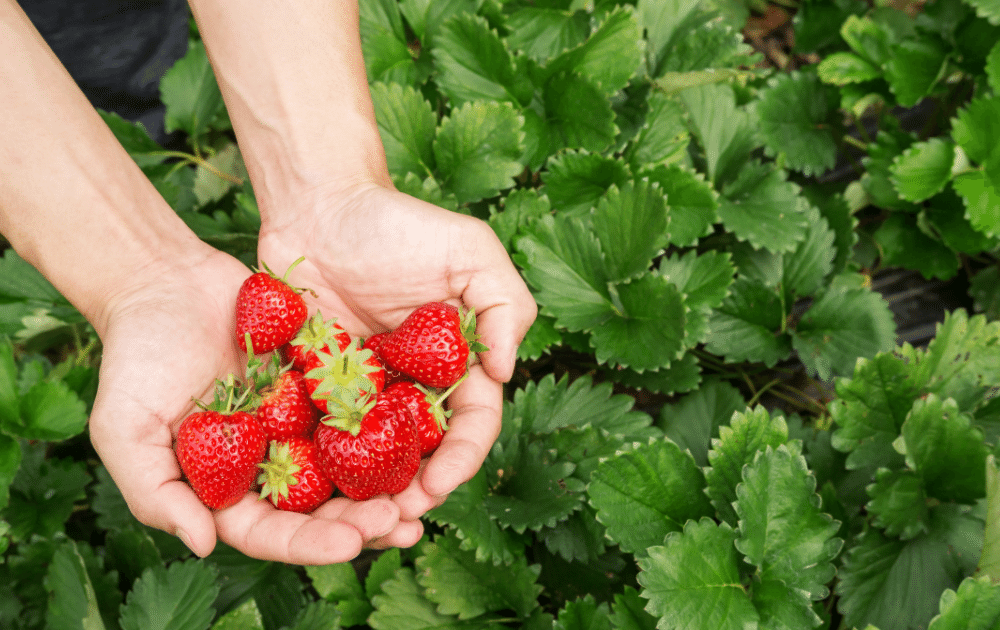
[0,0,536,564]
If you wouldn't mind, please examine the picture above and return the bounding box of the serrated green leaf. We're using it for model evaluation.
[792,275,897,381]
[360,0,417,85]
[705,277,793,368]
[504,8,590,63]
[588,438,713,555]
[782,204,837,299]
[0,433,20,512]
[609,586,658,630]
[99,111,167,167]
[415,532,542,620]
[397,0,482,44]
[489,188,551,252]
[210,598,263,630]
[885,38,947,107]
[44,541,109,630]
[432,13,531,106]
[954,170,1000,238]
[862,123,920,212]
[952,96,1000,179]
[543,6,643,95]
[538,502,609,564]
[643,164,718,247]
[657,378,746,467]
[874,212,960,281]
[5,446,90,540]
[7,378,88,442]
[602,351,703,397]
[970,266,1000,321]
[543,71,618,153]
[637,518,759,630]
[119,559,219,630]
[626,92,689,171]
[735,443,842,600]
[553,595,610,630]
[591,274,687,371]
[987,41,1000,94]
[930,576,1000,630]
[371,82,436,178]
[679,83,757,188]
[592,181,668,282]
[433,100,524,204]
[925,189,999,256]
[840,14,893,66]
[866,468,930,540]
[897,394,989,503]
[366,548,402,599]
[160,40,224,141]
[705,406,789,527]
[305,562,364,602]
[966,0,1000,25]
[755,71,839,176]
[540,151,631,217]
[719,161,811,253]
[658,250,734,313]
[837,506,984,630]
[917,309,1000,410]
[368,567,483,630]
[817,51,882,85]
[752,579,824,630]
[637,0,702,78]
[890,137,957,203]
[982,455,1000,582]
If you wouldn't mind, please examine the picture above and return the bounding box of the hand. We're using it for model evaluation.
[87,246,406,564]
[257,182,537,531]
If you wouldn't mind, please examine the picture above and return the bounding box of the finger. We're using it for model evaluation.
[391,460,448,522]
[311,496,401,542]
[214,495,367,565]
[367,519,425,550]
[419,365,502,498]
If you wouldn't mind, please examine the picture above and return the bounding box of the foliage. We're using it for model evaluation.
[6,1,1000,630]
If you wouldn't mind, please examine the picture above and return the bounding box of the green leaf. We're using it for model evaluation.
[971,266,1000,321]
[755,71,840,176]
[874,212,960,281]
[44,541,109,630]
[591,274,687,371]
[592,181,668,283]
[890,137,957,202]
[865,469,929,540]
[514,214,614,332]
[285,601,342,630]
[705,277,793,368]
[543,71,618,153]
[781,204,837,299]
[210,598,263,630]
[370,82,436,178]
[415,532,542,620]
[718,162,811,254]
[359,0,417,85]
[840,14,893,66]
[817,51,882,85]
[637,518,759,630]
[644,164,718,248]
[431,13,531,106]
[679,83,757,188]
[704,406,789,528]
[397,0,482,44]
[5,446,90,540]
[543,6,643,95]
[952,96,1000,178]
[837,506,984,630]
[540,151,631,217]
[433,100,524,204]
[160,40,224,142]
[988,41,1000,94]
[368,567,482,630]
[304,562,371,625]
[504,8,590,63]
[954,170,1000,238]
[752,579,824,630]
[925,188,999,256]
[929,576,1000,630]
[980,455,1000,581]
[917,309,1000,410]
[862,123,920,212]
[99,111,167,167]
[6,377,88,442]
[636,0,703,77]
[119,560,220,630]
[609,586,658,630]
[896,394,988,504]
[588,438,713,555]
[0,433,20,512]
[735,443,842,600]
[657,379,746,468]
[367,548,403,598]
[966,0,1000,25]
[625,92,689,172]
[552,595,610,630]
[658,249,734,314]
[792,274,898,381]
[885,38,947,107]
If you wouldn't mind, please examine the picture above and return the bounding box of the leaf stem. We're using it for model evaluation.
[147,150,244,185]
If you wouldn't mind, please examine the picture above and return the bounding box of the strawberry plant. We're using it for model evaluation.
[6,1,1000,629]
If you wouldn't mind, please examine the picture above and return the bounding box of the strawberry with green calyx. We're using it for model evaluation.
[313,387,420,500]
[281,311,352,372]
[362,332,409,387]
[257,438,334,513]
[236,257,312,353]
[304,338,386,413]
[380,374,466,457]
[176,375,268,510]
[255,367,319,441]
[377,302,489,389]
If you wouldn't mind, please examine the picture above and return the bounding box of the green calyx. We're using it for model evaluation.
[256,256,315,297]
[257,441,301,503]
[289,311,342,353]
[320,386,377,436]
[306,339,380,401]
[460,307,489,354]
[418,372,467,432]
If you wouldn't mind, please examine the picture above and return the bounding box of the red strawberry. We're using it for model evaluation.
[379,379,464,457]
[282,312,352,372]
[236,258,310,353]
[304,339,385,414]
[377,302,487,388]
[362,332,409,387]
[313,388,420,500]
[176,409,267,510]
[255,369,319,441]
[257,437,335,513]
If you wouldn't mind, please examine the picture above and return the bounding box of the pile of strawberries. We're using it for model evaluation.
[174,259,486,513]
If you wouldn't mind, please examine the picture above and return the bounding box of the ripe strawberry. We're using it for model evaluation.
[362,332,409,387]
[236,258,310,353]
[176,408,267,510]
[378,302,488,388]
[282,311,352,372]
[304,339,385,414]
[379,379,464,457]
[257,437,334,513]
[313,388,420,501]
[255,369,319,441]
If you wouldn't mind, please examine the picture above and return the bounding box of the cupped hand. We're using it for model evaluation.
[87,245,410,564]
[257,183,537,525]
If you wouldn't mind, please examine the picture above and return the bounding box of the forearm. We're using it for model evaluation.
[0,0,208,336]
[188,0,392,229]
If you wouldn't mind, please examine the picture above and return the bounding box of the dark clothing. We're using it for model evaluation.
[18,0,190,144]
